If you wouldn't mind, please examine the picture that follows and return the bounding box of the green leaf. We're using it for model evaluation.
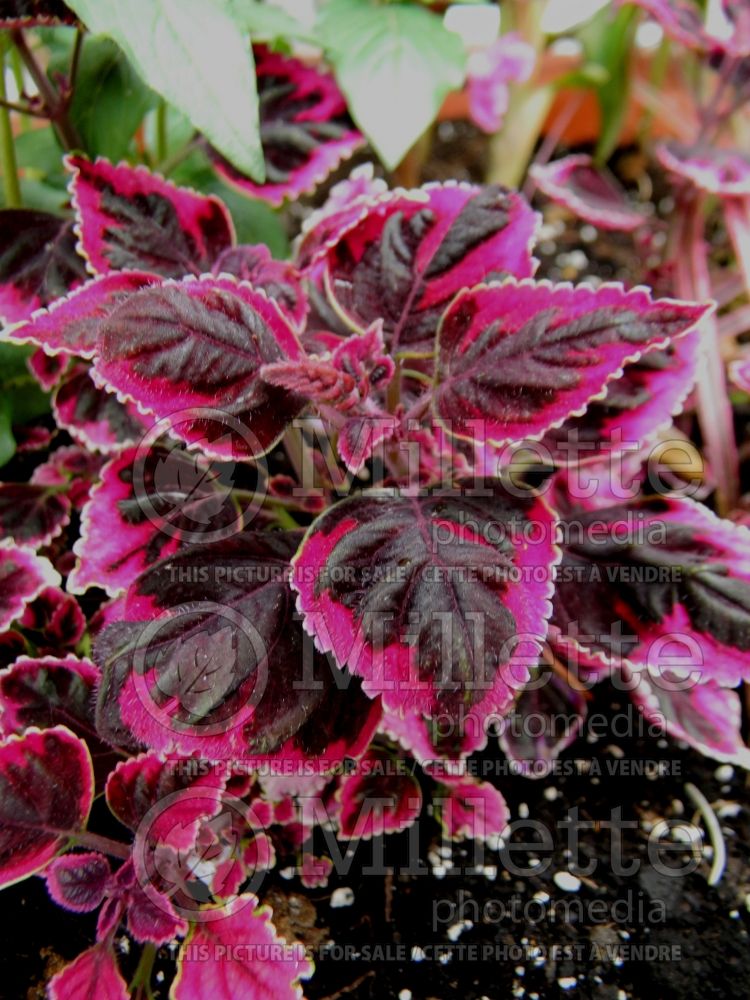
[317,0,466,169]
[0,345,51,459]
[66,36,157,161]
[65,0,265,181]
[0,399,16,470]
[579,4,638,164]
[170,149,290,257]
[226,0,316,44]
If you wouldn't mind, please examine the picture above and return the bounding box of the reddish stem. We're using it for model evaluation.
[674,194,739,514]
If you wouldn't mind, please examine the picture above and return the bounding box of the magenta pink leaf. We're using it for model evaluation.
[3,270,160,358]
[48,945,128,1000]
[294,163,388,270]
[530,154,645,231]
[28,347,68,390]
[31,444,105,508]
[126,873,189,944]
[0,483,71,548]
[292,482,559,728]
[379,706,487,767]
[172,895,313,1000]
[0,1,75,27]
[53,363,149,453]
[105,753,227,854]
[0,542,60,632]
[498,662,587,777]
[67,155,234,277]
[18,587,86,653]
[98,531,379,761]
[629,667,750,767]
[210,44,363,207]
[212,244,307,330]
[731,356,750,393]
[69,446,241,597]
[45,851,112,913]
[466,34,535,134]
[0,655,98,736]
[433,279,710,447]
[338,414,399,474]
[337,746,422,839]
[551,496,750,685]
[321,183,539,355]
[656,141,750,196]
[436,775,509,843]
[0,725,93,888]
[0,210,87,325]
[543,330,700,464]
[91,275,306,460]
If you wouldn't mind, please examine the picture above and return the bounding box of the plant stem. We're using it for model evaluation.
[72,830,132,860]
[156,98,168,163]
[674,194,739,515]
[130,942,157,1000]
[485,84,555,189]
[11,29,82,151]
[0,46,21,208]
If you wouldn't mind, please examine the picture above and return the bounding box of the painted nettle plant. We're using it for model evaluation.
[1,0,750,997]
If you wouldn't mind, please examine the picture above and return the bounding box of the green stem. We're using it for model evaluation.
[638,36,671,142]
[156,98,168,164]
[157,134,199,176]
[0,46,21,207]
[485,84,555,189]
[270,503,300,530]
[130,942,157,1000]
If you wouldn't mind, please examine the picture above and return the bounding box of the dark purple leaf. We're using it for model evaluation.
[530,154,645,231]
[498,661,587,776]
[629,667,750,766]
[67,154,234,277]
[212,244,307,330]
[321,183,539,355]
[210,45,363,207]
[0,210,87,325]
[542,330,700,464]
[432,279,709,446]
[0,483,71,547]
[53,363,149,453]
[5,271,160,358]
[0,654,98,736]
[0,543,60,632]
[0,725,93,888]
[69,446,242,596]
[45,851,112,913]
[292,481,559,728]
[551,495,750,685]
[337,746,422,839]
[97,531,380,760]
[0,1,74,26]
[92,276,306,460]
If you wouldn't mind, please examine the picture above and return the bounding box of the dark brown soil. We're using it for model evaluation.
[5,682,750,1000]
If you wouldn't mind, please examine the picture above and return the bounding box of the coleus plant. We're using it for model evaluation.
[0,147,748,1000]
